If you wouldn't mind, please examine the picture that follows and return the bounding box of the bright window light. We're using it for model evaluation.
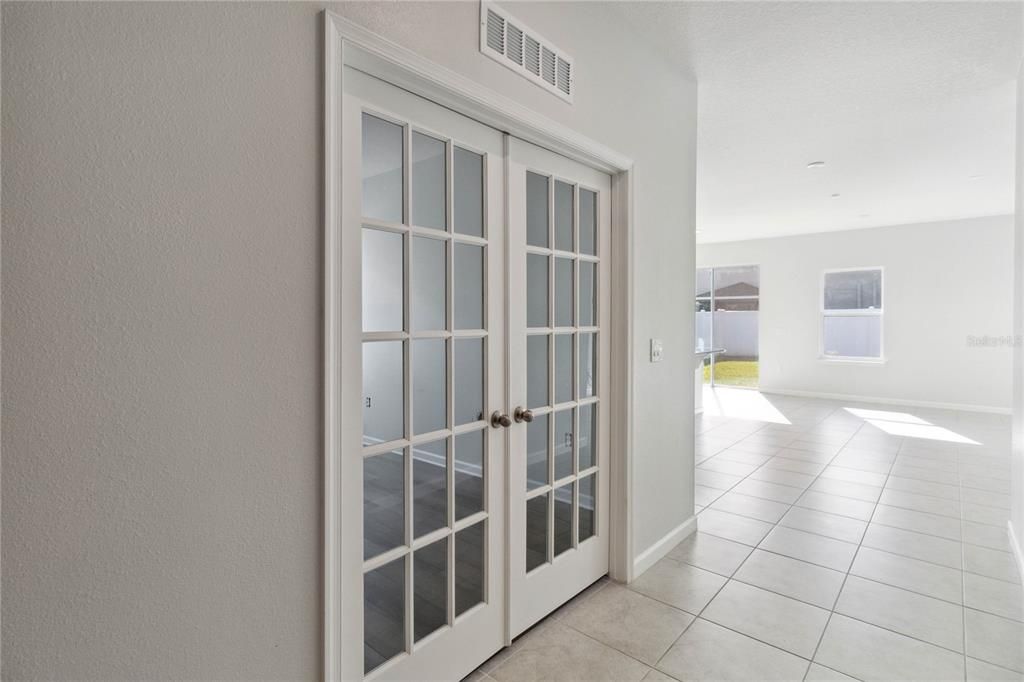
[822,268,883,360]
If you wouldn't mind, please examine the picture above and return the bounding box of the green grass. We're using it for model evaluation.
[704,360,759,388]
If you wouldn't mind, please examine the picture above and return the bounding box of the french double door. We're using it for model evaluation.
[343,68,611,681]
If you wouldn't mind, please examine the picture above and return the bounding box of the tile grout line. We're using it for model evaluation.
[706,498,1011,549]
[696,450,1015,577]
[669,549,1011,660]
[670,536,1019,625]
[705,418,1011,491]
[709,444,1012,512]
[696,401,1013,675]
[700,484,1017,578]
[803,415,896,677]
[959,445,969,682]
[801,410,1013,675]
[485,401,1012,682]
[706,404,873,681]
[699,433,848,516]
[648,480,784,679]
[557,616,672,677]
[548,571,829,681]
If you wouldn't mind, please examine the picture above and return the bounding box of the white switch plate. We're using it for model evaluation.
[650,338,664,362]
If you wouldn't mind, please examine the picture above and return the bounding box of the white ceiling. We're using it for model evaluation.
[609,1,1022,243]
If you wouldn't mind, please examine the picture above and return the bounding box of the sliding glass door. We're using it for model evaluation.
[695,266,760,388]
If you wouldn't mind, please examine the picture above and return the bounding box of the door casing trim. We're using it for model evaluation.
[324,11,635,680]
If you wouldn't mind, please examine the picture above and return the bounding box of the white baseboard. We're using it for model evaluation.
[1010,521,1024,585]
[632,514,698,579]
[759,387,1012,415]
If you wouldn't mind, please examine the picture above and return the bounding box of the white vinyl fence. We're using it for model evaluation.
[695,311,759,359]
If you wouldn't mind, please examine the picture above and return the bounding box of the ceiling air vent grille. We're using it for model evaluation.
[524,35,541,77]
[556,56,571,96]
[541,47,557,86]
[485,9,505,54]
[480,1,574,103]
[506,23,524,66]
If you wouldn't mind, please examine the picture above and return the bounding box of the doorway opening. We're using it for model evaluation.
[325,15,636,680]
[695,265,760,388]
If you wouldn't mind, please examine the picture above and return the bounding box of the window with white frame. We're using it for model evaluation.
[821,268,883,360]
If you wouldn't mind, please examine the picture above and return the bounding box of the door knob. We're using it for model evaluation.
[514,407,534,423]
[490,411,512,428]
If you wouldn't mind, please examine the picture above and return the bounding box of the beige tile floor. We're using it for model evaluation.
[468,390,1023,681]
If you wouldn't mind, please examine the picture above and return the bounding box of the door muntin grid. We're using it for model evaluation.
[360,110,493,676]
[523,170,601,574]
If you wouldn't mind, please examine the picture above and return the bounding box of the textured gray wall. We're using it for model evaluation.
[2,2,697,678]
[2,4,326,678]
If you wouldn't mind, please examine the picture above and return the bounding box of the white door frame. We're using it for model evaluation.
[324,11,635,681]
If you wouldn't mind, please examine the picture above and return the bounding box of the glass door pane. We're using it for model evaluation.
[695,266,760,388]
[520,172,599,572]
[508,137,610,637]
[711,266,760,388]
[349,77,505,680]
[695,268,712,385]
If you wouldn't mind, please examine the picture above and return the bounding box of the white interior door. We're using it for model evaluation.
[506,137,612,636]
[342,68,506,681]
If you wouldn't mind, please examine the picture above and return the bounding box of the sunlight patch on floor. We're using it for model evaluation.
[702,386,791,424]
[842,407,930,426]
[863,418,980,444]
[844,407,980,444]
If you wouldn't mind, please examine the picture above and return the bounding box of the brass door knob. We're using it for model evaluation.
[490,411,512,428]
[514,407,534,423]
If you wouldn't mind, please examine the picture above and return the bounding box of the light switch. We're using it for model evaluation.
[650,338,664,363]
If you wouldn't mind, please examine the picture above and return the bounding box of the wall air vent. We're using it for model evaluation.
[480,1,574,104]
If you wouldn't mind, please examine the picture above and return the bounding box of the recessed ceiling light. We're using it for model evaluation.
[807,161,826,169]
